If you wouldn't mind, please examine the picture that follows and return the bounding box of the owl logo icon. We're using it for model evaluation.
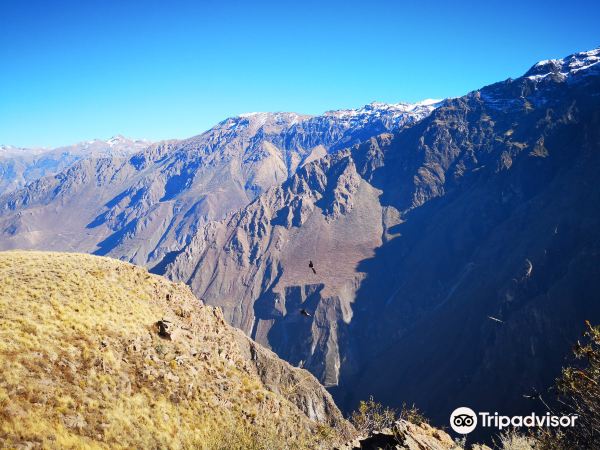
[450,407,478,434]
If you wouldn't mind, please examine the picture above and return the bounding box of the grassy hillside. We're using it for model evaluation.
[0,251,345,449]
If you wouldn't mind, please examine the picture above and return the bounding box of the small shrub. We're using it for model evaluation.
[495,429,536,450]
[350,396,398,435]
[399,402,428,426]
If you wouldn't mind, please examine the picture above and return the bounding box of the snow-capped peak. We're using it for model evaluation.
[525,47,600,82]
[324,99,443,120]
[226,100,443,135]
[228,112,309,132]
[106,135,129,146]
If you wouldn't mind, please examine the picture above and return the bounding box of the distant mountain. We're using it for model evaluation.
[0,136,150,194]
[0,101,439,266]
[159,47,600,434]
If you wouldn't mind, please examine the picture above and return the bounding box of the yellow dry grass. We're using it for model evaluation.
[0,251,333,449]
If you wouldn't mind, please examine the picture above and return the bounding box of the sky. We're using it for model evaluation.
[0,0,599,148]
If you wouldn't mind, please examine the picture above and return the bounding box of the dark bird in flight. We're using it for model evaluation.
[309,260,316,274]
[300,309,312,317]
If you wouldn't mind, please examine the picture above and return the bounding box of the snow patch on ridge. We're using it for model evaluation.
[324,99,443,119]
[525,48,600,82]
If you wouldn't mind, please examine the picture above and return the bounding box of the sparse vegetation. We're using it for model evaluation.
[0,251,341,449]
[347,400,541,449]
[494,430,537,450]
[399,402,428,426]
[350,396,399,435]
[349,396,430,437]
[348,397,460,449]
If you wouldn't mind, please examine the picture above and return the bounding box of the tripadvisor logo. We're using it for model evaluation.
[450,407,478,434]
[450,407,578,435]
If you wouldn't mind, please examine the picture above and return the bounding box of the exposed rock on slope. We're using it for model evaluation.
[0,102,439,267]
[161,47,600,434]
[0,251,351,448]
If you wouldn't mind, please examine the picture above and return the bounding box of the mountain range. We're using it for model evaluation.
[1,47,599,437]
[0,136,150,194]
[0,100,438,266]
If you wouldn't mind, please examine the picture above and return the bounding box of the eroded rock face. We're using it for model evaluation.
[234,332,349,427]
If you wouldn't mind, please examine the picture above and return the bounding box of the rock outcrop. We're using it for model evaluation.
[340,420,457,450]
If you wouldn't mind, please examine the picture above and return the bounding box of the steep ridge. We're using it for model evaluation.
[0,136,150,194]
[0,102,439,266]
[161,48,600,430]
[0,251,352,448]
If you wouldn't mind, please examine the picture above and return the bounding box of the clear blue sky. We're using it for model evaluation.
[1,0,598,148]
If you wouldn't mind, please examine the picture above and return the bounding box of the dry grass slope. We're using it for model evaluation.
[0,251,340,449]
